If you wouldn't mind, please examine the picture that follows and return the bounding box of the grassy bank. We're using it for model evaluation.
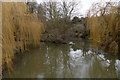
[2,2,44,70]
[87,3,120,54]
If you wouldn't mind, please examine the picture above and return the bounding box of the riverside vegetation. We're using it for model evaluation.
[87,2,120,54]
[2,2,44,71]
[2,1,120,77]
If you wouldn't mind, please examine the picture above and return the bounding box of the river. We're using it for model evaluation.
[3,39,120,78]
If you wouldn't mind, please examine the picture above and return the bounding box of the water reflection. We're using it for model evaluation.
[4,39,120,78]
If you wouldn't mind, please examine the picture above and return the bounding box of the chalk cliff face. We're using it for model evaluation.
[2,2,44,70]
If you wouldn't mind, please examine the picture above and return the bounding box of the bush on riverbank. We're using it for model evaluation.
[87,2,120,54]
[2,2,44,70]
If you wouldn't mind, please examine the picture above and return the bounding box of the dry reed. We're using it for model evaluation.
[2,2,44,70]
[87,2,120,54]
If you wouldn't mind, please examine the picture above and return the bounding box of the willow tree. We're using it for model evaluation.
[87,2,120,54]
[2,2,44,70]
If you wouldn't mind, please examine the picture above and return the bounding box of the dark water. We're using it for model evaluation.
[4,39,120,78]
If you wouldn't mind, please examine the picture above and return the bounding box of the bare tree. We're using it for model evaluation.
[61,1,78,19]
[37,0,78,20]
